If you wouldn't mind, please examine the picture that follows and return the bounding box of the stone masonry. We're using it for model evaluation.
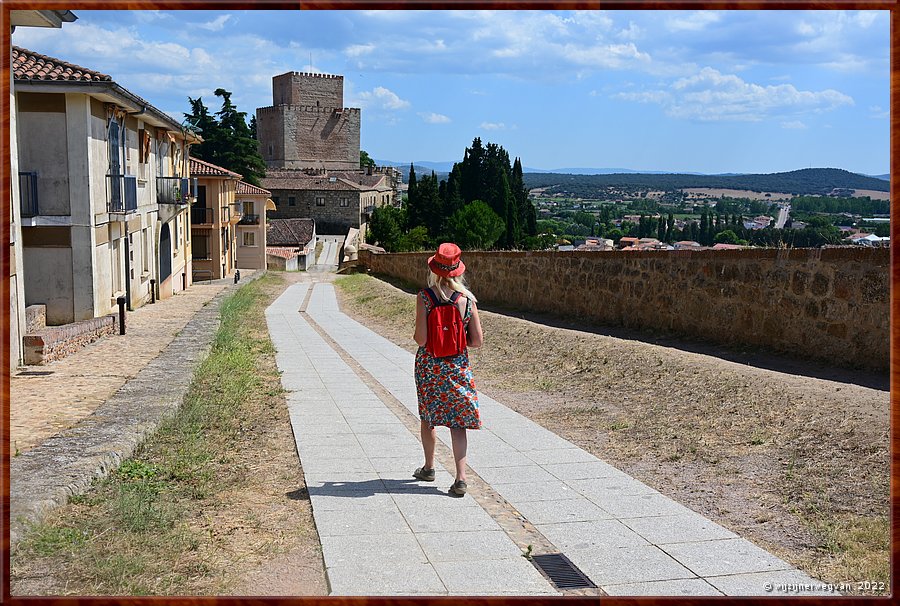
[257,72,360,171]
[358,247,889,371]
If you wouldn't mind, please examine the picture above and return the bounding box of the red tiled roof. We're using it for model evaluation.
[190,157,242,179]
[13,46,111,82]
[236,181,271,196]
[261,173,365,192]
[267,218,315,247]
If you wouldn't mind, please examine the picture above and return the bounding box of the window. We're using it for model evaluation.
[316,196,325,207]
[173,216,179,251]
[142,228,150,276]
[339,197,349,207]
[243,201,254,216]
[129,233,135,280]
[289,196,296,206]
[272,196,280,206]
[193,236,209,260]
[242,231,256,247]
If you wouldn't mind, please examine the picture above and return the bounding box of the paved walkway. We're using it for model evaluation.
[267,280,833,597]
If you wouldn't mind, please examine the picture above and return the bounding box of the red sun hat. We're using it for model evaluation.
[428,242,466,278]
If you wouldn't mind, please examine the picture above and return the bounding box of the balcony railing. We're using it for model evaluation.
[191,206,212,225]
[364,205,375,214]
[108,174,138,213]
[19,171,38,217]
[239,213,260,225]
[157,176,189,205]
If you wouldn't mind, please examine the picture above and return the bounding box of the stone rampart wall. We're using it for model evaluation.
[358,248,889,371]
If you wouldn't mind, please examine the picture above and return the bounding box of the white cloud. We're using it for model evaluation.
[480,122,506,130]
[666,11,722,32]
[198,14,233,32]
[781,121,808,129]
[616,67,853,123]
[354,86,410,110]
[419,112,451,124]
[869,105,889,119]
[345,43,375,58]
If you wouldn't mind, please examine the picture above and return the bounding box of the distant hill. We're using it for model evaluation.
[522,166,692,175]
[522,168,890,196]
[872,174,890,181]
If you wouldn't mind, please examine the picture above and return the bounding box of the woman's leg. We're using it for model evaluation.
[449,428,468,481]
[421,420,437,470]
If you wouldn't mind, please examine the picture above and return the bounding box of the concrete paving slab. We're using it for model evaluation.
[604,578,724,596]
[491,479,580,503]
[566,545,697,586]
[475,464,560,485]
[326,561,447,596]
[416,530,526,562]
[622,512,739,545]
[585,490,695,519]
[537,519,650,551]
[704,569,839,596]
[309,491,396,512]
[314,506,412,537]
[511,497,614,524]
[663,538,793,577]
[524,448,602,466]
[402,503,501,533]
[432,558,557,595]
[543,460,630,481]
[568,476,660,498]
[321,533,428,567]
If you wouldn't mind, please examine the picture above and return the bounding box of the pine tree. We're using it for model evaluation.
[213,88,266,186]
[406,164,421,228]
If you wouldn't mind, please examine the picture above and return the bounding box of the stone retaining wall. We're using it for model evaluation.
[23,314,118,365]
[358,247,889,371]
[24,304,45,334]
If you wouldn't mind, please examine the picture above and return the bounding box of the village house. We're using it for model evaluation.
[9,12,78,369]
[267,218,316,271]
[189,157,242,281]
[12,45,200,333]
[262,167,396,235]
[234,181,273,271]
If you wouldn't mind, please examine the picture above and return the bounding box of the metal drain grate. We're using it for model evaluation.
[531,553,597,590]
[17,370,54,376]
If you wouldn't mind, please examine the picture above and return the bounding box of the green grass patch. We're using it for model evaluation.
[11,273,288,595]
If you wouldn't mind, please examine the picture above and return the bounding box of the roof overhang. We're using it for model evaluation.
[10,10,77,28]
[14,79,201,144]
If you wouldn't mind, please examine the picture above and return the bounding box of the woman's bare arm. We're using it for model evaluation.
[466,300,484,348]
[414,294,427,347]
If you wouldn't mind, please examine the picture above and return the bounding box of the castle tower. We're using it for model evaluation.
[256,71,361,171]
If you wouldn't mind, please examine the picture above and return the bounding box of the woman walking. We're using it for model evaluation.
[413,243,484,497]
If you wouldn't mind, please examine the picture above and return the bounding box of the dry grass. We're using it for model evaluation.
[335,273,889,596]
[11,273,327,596]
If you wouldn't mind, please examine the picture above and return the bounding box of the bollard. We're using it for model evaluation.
[117,296,126,335]
[234,269,240,284]
[150,279,156,304]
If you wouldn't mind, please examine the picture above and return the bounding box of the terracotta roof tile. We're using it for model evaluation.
[261,173,365,192]
[267,218,315,247]
[236,181,271,196]
[13,46,111,82]
[190,156,242,179]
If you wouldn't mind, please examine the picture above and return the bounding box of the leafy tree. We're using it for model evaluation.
[368,205,405,251]
[360,150,376,169]
[714,230,743,245]
[446,200,505,250]
[185,90,266,186]
[397,226,429,252]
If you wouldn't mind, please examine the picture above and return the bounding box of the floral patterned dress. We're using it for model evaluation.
[415,289,482,430]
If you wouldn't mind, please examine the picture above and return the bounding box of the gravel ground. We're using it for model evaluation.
[335,273,890,595]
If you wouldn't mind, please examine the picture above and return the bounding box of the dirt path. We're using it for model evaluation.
[334,273,890,595]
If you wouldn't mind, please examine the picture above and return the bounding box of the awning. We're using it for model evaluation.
[265,198,276,211]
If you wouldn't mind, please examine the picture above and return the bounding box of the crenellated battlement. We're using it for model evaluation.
[288,71,343,80]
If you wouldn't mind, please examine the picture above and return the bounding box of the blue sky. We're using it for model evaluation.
[12,9,889,175]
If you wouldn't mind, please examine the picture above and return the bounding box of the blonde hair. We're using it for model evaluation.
[427,270,478,303]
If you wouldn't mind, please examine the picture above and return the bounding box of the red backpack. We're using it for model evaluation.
[423,288,467,358]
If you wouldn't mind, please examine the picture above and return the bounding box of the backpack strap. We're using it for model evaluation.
[423,288,440,310]
[449,291,461,303]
